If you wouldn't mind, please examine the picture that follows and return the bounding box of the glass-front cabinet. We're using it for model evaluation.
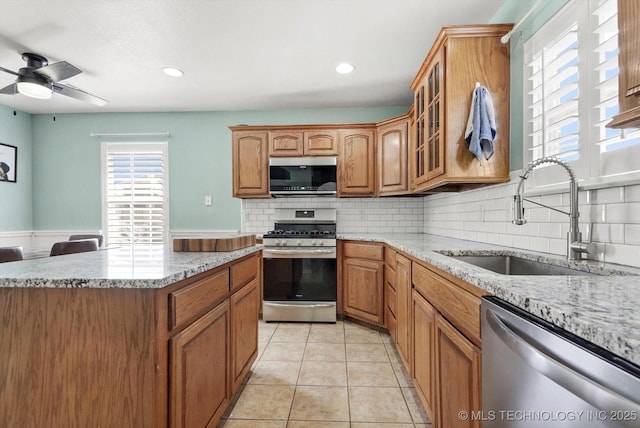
[426,54,444,180]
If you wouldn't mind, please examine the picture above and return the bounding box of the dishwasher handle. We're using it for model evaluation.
[486,309,640,426]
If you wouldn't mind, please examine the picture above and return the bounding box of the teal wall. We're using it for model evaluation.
[31,107,407,231]
[491,0,571,170]
[0,105,32,231]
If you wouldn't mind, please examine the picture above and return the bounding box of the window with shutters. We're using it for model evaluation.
[524,0,640,190]
[101,142,168,246]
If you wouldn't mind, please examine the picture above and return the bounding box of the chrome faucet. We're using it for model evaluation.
[513,156,595,260]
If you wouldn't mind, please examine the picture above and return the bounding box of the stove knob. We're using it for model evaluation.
[311,240,317,246]
[318,241,324,246]
[280,240,288,247]
[297,240,302,246]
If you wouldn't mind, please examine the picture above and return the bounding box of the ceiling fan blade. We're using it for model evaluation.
[34,61,82,82]
[0,66,20,77]
[0,83,18,95]
[52,82,108,106]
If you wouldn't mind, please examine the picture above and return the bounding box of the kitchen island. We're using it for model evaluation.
[339,233,640,366]
[0,245,262,428]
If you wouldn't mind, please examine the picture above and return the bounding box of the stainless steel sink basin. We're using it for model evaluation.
[447,255,595,276]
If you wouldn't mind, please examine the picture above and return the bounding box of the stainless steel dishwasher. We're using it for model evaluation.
[482,296,640,427]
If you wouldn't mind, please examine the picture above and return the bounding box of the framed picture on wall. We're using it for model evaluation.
[0,143,17,183]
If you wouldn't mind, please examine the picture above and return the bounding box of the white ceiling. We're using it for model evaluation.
[0,0,505,115]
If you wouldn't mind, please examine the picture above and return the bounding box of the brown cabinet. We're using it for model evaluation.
[384,247,398,341]
[170,300,230,428]
[0,252,260,428]
[377,115,409,195]
[410,24,512,193]
[395,253,412,369]
[342,241,384,326]
[338,128,376,196]
[435,314,481,428]
[231,130,269,197]
[269,130,339,156]
[608,0,640,128]
[230,277,259,395]
[412,289,437,426]
[412,260,485,428]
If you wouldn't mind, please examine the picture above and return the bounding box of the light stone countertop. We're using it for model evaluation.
[0,245,262,289]
[339,233,640,366]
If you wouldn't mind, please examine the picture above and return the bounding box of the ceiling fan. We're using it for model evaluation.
[0,52,108,106]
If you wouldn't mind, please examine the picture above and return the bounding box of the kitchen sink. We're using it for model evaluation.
[445,254,595,276]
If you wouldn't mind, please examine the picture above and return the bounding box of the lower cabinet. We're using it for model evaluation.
[342,241,385,326]
[395,253,412,369]
[168,252,260,428]
[170,301,230,428]
[230,277,259,395]
[412,289,436,425]
[435,314,482,428]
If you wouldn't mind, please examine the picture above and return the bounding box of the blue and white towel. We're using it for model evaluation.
[464,83,496,164]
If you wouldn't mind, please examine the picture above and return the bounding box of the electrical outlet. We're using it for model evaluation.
[204,195,212,206]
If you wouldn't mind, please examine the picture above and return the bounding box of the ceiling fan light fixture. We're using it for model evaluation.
[163,67,184,77]
[17,77,52,99]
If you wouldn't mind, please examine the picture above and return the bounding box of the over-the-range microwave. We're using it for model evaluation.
[269,156,337,197]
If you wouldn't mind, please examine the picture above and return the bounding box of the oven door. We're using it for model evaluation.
[262,247,337,322]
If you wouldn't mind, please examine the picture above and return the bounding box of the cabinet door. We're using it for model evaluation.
[304,130,338,155]
[343,257,384,325]
[412,290,436,425]
[170,301,230,428]
[426,54,444,181]
[230,277,259,395]
[435,314,481,428]
[412,82,428,188]
[395,254,411,369]
[269,131,303,156]
[338,128,376,196]
[377,117,409,195]
[232,131,269,197]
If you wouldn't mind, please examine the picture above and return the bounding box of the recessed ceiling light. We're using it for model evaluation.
[336,63,355,74]
[163,67,184,77]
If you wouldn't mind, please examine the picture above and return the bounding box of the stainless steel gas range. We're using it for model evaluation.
[262,208,337,322]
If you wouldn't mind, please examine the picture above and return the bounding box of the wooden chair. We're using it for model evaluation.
[69,234,104,247]
[0,246,24,263]
[50,239,99,257]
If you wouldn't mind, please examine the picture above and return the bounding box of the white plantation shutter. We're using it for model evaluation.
[102,142,168,246]
[524,0,640,189]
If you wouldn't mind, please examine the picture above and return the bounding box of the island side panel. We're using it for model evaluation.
[0,287,160,428]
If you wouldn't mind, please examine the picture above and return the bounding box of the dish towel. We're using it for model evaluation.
[464,83,497,164]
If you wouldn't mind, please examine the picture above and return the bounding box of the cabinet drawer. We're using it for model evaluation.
[386,306,397,342]
[386,282,397,316]
[230,254,258,293]
[343,241,384,261]
[385,264,396,289]
[170,269,230,330]
[413,262,481,346]
[384,247,397,266]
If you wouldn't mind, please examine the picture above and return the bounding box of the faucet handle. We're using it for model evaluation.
[571,241,597,257]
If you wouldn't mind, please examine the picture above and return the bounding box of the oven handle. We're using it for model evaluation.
[263,248,336,259]
[264,302,336,309]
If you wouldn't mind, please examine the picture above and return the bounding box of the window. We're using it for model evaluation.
[101,142,169,246]
[524,0,640,190]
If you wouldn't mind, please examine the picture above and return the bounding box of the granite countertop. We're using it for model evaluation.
[339,233,640,366]
[0,245,262,289]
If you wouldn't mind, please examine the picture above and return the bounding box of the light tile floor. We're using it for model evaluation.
[219,320,432,427]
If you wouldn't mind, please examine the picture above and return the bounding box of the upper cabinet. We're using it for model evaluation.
[377,115,409,195]
[410,24,512,193]
[608,0,640,128]
[231,130,269,198]
[338,128,376,196]
[269,130,339,156]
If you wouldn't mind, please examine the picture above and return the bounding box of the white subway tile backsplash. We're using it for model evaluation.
[422,172,640,268]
